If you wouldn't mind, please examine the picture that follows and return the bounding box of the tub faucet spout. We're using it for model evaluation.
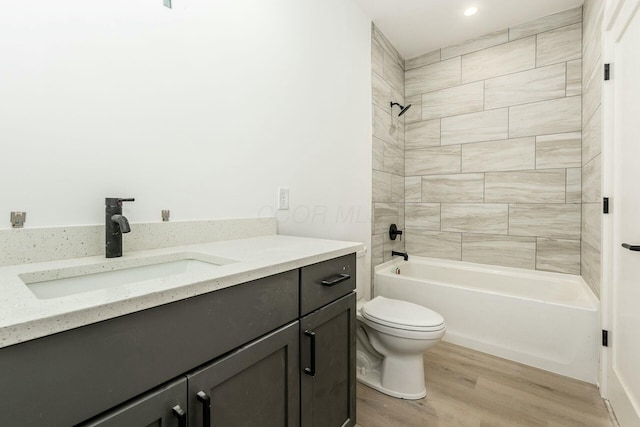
[392,251,409,261]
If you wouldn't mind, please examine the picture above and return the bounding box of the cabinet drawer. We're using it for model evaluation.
[300,253,355,316]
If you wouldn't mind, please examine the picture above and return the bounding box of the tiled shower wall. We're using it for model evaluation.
[400,7,584,274]
[581,0,603,296]
[371,24,406,272]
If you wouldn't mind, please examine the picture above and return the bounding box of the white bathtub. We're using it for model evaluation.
[375,256,600,384]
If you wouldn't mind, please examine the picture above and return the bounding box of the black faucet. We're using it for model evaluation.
[391,251,409,261]
[105,197,135,258]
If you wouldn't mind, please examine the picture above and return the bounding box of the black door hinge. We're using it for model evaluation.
[602,330,609,347]
[603,197,610,214]
[605,63,611,81]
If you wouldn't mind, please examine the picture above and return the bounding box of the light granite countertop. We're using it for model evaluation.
[0,235,363,349]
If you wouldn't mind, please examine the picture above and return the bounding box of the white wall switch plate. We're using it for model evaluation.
[278,187,289,210]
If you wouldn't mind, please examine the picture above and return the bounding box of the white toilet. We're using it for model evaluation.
[355,251,446,400]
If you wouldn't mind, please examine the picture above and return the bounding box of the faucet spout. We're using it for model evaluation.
[105,197,135,258]
[111,214,131,233]
[391,250,409,261]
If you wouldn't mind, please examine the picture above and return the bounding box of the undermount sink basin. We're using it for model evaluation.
[21,252,236,300]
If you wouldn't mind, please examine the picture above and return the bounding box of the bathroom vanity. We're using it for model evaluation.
[0,236,360,427]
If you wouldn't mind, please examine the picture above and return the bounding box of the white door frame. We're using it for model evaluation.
[601,0,640,425]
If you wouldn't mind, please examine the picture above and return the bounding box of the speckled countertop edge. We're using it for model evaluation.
[0,235,363,348]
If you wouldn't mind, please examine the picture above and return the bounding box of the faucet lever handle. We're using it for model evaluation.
[118,198,135,203]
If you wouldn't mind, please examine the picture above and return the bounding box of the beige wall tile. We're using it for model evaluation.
[484,63,566,110]
[373,170,392,202]
[372,39,384,77]
[582,154,601,203]
[405,177,422,202]
[382,141,404,176]
[384,50,405,96]
[462,138,535,173]
[509,96,581,138]
[441,204,509,234]
[461,37,536,83]
[392,174,404,203]
[405,119,440,150]
[441,29,509,60]
[405,146,461,176]
[406,229,462,261]
[372,72,402,110]
[536,23,582,67]
[536,132,582,169]
[462,234,536,269]
[372,233,384,261]
[486,170,567,203]
[583,58,602,127]
[384,238,405,262]
[441,108,509,145]
[406,57,461,97]
[373,24,403,69]
[509,7,583,41]
[403,95,422,124]
[583,106,602,165]
[509,204,581,239]
[536,238,581,274]
[581,240,601,297]
[583,1,604,74]
[373,203,402,234]
[405,49,441,70]
[373,137,384,171]
[582,203,601,251]
[566,168,582,203]
[373,104,403,146]
[422,174,485,203]
[567,59,582,96]
[422,82,484,120]
[406,203,441,230]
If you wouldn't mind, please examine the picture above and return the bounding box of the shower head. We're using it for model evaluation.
[390,102,412,117]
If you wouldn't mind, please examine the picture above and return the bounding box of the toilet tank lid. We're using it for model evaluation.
[361,296,444,328]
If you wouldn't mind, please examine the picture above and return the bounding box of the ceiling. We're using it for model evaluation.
[353,0,584,59]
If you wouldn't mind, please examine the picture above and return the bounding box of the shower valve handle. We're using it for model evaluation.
[389,224,403,241]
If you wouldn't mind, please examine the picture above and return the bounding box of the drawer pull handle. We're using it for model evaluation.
[304,330,316,377]
[321,274,350,287]
[622,243,640,251]
[172,405,187,427]
[197,391,212,427]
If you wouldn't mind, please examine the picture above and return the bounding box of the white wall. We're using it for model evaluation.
[0,0,372,252]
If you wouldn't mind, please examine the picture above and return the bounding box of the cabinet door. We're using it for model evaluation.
[187,322,300,427]
[300,293,356,427]
[79,378,187,427]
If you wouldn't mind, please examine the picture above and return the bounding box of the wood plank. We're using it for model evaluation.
[356,342,612,427]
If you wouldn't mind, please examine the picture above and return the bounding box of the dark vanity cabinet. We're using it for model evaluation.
[186,322,300,427]
[0,253,356,427]
[300,293,356,427]
[299,254,357,427]
[81,379,188,427]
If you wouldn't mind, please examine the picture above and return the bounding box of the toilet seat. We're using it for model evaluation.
[361,296,446,336]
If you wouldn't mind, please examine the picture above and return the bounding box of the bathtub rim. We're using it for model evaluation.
[375,256,599,311]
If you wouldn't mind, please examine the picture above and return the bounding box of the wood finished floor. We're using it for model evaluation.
[356,342,613,427]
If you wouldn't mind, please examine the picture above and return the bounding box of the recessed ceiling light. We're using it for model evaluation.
[464,6,478,16]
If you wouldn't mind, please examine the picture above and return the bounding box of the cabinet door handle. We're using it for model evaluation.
[196,391,212,427]
[172,404,187,427]
[304,330,316,377]
[622,243,640,251]
[321,273,350,287]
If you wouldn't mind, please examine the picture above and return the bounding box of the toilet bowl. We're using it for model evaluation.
[355,251,446,400]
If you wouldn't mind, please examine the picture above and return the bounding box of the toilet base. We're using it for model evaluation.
[356,366,427,400]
